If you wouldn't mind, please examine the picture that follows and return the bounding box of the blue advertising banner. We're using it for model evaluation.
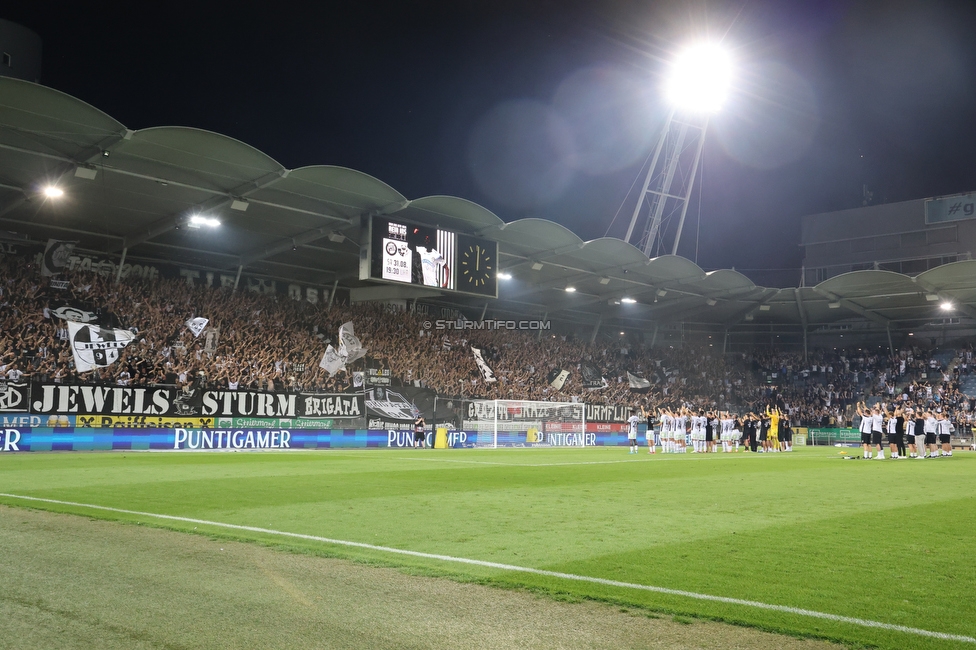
[0,427,640,452]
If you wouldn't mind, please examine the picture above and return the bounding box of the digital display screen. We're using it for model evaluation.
[362,217,497,297]
[369,217,455,289]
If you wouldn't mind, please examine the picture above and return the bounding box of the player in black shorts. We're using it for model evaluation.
[413,415,426,448]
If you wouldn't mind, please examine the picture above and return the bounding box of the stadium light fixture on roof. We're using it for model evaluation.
[43,186,64,199]
[621,297,637,304]
[188,215,220,228]
[564,286,576,293]
[664,42,733,113]
[498,272,512,280]
[941,301,954,311]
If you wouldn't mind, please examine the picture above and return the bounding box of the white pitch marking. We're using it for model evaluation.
[392,456,655,468]
[0,492,971,645]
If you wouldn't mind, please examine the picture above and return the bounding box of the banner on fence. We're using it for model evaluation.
[27,383,365,419]
[0,382,29,412]
[584,403,629,423]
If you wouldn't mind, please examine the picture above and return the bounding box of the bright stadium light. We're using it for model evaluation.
[188,215,220,228]
[625,41,732,258]
[43,186,64,199]
[498,272,512,280]
[621,297,637,304]
[564,286,576,293]
[664,42,732,113]
[941,301,954,311]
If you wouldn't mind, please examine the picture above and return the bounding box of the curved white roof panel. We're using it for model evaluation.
[1,77,974,332]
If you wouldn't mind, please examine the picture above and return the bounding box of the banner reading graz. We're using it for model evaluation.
[28,383,365,419]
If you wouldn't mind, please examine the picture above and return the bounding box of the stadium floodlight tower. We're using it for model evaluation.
[624,42,732,257]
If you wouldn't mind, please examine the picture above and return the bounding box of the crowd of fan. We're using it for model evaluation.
[2,253,974,431]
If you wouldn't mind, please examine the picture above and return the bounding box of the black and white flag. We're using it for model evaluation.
[471,347,496,383]
[67,321,135,372]
[203,327,220,354]
[627,371,651,390]
[320,322,368,377]
[319,344,345,377]
[581,363,607,390]
[338,321,367,363]
[547,368,570,390]
[41,239,76,276]
[185,317,209,338]
[52,306,97,323]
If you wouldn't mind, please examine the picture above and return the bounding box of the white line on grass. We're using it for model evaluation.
[392,456,656,467]
[1,492,971,645]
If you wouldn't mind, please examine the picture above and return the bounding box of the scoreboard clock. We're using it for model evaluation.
[361,217,498,298]
[456,234,497,296]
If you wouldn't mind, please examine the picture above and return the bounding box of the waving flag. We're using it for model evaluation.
[67,321,135,372]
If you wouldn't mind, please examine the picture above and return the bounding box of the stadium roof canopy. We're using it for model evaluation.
[1,77,975,336]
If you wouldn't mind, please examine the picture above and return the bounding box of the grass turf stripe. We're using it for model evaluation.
[1,492,972,645]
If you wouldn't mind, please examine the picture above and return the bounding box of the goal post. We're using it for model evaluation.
[462,399,587,448]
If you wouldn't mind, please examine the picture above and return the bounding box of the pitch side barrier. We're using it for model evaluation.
[0,384,640,452]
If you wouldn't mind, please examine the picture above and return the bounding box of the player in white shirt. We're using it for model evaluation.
[657,409,672,453]
[936,412,953,457]
[690,411,704,453]
[856,402,874,458]
[719,413,735,453]
[642,406,656,454]
[885,409,900,459]
[674,409,688,453]
[870,405,885,459]
[905,410,918,458]
[627,409,640,454]
[923,411,938,458]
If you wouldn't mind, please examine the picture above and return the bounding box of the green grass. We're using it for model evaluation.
[1,446,974,649]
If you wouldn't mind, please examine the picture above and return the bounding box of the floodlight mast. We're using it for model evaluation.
[624,43,730,258]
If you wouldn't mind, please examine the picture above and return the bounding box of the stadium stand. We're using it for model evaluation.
[5,251,976,436]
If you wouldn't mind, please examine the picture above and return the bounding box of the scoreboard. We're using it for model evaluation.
[360,216,498,298]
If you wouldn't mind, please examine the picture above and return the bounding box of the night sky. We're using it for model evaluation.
[8,1,976,286]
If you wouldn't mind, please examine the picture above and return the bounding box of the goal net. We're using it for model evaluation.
[461,399,587,448]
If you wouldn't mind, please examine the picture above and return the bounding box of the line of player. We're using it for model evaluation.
[626,406,793,455]
[854,401,953,459]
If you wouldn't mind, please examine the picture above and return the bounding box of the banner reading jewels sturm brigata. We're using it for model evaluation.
[27,383,365,419]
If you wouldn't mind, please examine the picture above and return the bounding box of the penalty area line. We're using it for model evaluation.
[0,493,972,645]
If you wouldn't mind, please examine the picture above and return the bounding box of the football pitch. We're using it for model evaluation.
[1,446,974,649]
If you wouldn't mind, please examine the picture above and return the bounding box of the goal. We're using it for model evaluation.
[461,399,587,448]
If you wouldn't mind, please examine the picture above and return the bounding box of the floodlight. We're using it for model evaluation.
[621,297,636,304]
[706,298,717,306]
[565,286,576,293]
[531,262,544,270]
[43,186,64,198]
[940,302,954,311]
[189,215,220,228]
[664,42,732,113]
[498,272,512,280]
